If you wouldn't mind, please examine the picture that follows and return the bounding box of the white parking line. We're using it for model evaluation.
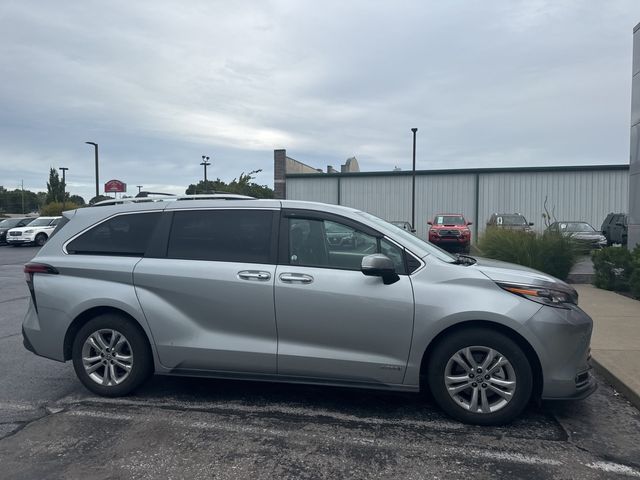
[586,461,640,478]
[62,407,640,477]
[57,394,466,431]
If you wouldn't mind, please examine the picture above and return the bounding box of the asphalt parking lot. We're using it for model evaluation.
[1,246,639,479]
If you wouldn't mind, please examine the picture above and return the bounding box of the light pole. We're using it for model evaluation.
[411,128,418,232]
[85,142,99,199]
[136,185,143,194]
[200,155,211,182]
[59,167,69,206]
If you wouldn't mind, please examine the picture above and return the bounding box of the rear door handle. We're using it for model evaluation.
[279,273,314,284]
[238,270,271,281]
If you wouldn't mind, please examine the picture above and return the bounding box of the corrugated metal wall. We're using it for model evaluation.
[286,168,629,241]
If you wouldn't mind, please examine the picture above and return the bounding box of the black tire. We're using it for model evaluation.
[72,313,153,397]
[426,327,532,426]
[34,233,47,247]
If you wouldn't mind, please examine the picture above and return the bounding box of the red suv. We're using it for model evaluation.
[428,214,472,253]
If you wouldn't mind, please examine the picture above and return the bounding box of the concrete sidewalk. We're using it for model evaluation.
[575,285,640,409]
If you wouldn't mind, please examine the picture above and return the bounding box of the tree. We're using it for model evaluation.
[0,187,40,214]
[41,201,81,216]
[185,170,274,198]
[46,168,66,204]
[89,195,111,205]
[69,195,86,206]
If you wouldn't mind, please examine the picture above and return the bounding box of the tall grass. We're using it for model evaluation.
[476,229,578,280]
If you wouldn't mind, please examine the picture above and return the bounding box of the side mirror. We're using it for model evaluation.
[427,221,433,225]
[616,222,624,226]
[410,228,416,233]
[467,221,473,226]
[361,254,399,285]
[529,222,534,226]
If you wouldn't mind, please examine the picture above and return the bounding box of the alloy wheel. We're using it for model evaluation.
[81,329,134,386]
[444,346,517,414]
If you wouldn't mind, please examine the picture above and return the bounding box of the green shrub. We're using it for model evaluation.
[40,201,80,216]
[591,247,632,291]
[630,245,640,299]
[476,229,577,280]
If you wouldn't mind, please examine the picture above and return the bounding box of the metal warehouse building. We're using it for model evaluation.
[276,151,629,242]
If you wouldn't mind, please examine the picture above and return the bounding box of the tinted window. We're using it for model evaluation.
[67,212,161,256]
[167,210,273,263]
[288,217,406,274]
[0,218,24,228]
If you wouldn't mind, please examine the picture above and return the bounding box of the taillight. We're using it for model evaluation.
[24,263,58,312]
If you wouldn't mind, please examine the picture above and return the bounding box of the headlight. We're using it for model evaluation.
[497,282,577,309]
[23,230,34,234]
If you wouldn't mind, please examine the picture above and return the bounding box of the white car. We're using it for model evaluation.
[6,216,61,246]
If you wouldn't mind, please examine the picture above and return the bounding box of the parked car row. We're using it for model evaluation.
[389,211,627,254]
[0,216,61,247]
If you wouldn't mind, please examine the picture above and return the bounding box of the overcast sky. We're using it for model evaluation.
[1,0,640,201]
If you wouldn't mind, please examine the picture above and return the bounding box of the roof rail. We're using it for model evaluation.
[92,193,254,207]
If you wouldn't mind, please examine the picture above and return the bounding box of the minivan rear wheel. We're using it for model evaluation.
[72,314,152,397]
[426,328,532,425]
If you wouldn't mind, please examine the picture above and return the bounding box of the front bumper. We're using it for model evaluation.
[526,304,597,401]
[429,237,470,245]
[6,236,34,244]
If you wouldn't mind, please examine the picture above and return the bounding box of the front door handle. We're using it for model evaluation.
[238,270,271,281]
[279,272,314,284]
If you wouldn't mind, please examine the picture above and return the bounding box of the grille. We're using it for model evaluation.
[438,230,461,237]
[9,231,21,236]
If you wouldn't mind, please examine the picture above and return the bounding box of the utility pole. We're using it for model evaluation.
[411,128,418,232]
[200,155,211,182]
[59,167,68,206]
[137,185,143,194]
[85,142,99,199]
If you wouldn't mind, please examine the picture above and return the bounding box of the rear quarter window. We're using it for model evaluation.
[66,212,161,256]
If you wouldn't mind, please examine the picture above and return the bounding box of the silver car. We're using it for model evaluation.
[22,196,595,425]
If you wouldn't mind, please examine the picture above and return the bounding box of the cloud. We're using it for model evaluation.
[0,0,638,202]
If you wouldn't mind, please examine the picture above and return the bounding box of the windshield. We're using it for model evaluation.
[434,215,465,226]
[28,218,54,227]
[356,211,457,263]
[561,222,595,233]
[0,218,25,228]
[498,215,527,226]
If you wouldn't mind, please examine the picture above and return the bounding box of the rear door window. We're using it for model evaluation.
[167,209,275,264]
[66,212,161,256]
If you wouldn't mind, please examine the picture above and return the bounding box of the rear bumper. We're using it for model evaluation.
[22,300,66,362]
[22,325,36,353]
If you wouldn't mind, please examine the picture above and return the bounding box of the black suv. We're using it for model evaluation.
[0,217,32,245]
[601,213,628,246]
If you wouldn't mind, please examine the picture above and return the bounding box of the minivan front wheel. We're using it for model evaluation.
[72,314,152,397]
[427,328,532,425]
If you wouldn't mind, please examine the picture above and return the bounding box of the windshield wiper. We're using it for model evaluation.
[453,254,477,266]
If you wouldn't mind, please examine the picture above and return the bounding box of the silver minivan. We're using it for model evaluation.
[22,196,595,425]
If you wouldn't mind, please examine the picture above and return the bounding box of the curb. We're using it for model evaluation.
[591,356,640,411]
